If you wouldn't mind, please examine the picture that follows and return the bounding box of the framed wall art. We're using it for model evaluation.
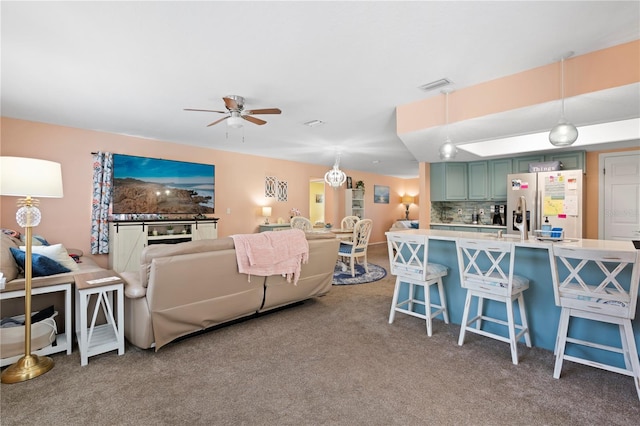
[374,185,390,204]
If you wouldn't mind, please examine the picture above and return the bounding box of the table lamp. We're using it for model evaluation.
[402,195,415,220]
[0,156,64,384]
[262,206,272,224]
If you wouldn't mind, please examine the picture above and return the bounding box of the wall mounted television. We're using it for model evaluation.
[112,154,215,215]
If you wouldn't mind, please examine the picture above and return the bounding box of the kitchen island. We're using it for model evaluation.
[385,229,639,367]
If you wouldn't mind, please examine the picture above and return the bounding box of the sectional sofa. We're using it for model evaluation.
[121,231,340,350]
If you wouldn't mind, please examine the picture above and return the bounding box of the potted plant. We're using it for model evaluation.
[355,180,365,191]
[166,225,174,235]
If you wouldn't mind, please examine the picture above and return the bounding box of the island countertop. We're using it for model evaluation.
[430,222,507,229]
[386,228,638,252]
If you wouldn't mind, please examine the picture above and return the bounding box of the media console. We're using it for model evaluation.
[108,219,218,273]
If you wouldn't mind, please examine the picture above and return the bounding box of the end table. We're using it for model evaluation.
[74,270,125,366]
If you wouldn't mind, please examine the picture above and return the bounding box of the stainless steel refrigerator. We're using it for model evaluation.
[506,170,584,239]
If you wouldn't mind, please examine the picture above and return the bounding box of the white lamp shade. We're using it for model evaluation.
[0,157,63,198]
[262,206,272,217]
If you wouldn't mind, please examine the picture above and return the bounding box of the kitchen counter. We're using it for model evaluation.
[396,228,637,251]
[430,223,506,229]
[385,229,639,366]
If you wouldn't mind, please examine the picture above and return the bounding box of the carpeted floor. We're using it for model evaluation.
[1,243,639,425]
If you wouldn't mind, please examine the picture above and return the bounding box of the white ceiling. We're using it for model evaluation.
[2,1,639,178]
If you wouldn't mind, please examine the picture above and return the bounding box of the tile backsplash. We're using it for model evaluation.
[431,201,507,225]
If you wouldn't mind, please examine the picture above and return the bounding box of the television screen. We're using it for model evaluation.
[112,154,215,215]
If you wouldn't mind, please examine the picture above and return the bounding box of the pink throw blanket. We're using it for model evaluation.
[231,229,309,285]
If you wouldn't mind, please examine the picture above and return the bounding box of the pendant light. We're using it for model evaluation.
[324,152,347,188]
[439,89,457,160]
[549,52,578,146]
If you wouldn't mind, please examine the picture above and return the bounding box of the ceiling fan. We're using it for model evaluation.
[184,95,281,128]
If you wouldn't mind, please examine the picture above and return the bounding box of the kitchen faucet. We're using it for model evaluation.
[515,195,528,241]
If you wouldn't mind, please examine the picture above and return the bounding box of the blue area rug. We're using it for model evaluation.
[332,262,387,285]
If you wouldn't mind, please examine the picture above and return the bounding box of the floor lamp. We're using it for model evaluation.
[0,156,64,384]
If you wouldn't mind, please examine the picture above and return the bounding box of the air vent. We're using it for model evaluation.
[303,120,325,127]
[418,78,453,92]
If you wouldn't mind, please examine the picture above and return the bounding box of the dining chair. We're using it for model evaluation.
[549,245,640,400]
[341,216,360,230]
[338,219,373,277]
[387,233,449,336]
[456,238,531,365]
[290,217,312,231]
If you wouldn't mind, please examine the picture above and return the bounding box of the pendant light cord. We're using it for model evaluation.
[560,57,566,119]
[445,91,450,140]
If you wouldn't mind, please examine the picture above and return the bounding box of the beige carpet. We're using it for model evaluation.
[1,244,639,425]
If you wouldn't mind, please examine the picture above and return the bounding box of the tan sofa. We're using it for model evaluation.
[120,232,339,350]
[1,233,105,292]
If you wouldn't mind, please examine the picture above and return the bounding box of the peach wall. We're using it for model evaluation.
[397,40,640,134]
[1,118,415,267]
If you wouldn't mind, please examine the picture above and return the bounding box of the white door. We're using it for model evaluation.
[600,151,640,241]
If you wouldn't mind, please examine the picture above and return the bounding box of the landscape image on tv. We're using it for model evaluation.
[112,154,215,215]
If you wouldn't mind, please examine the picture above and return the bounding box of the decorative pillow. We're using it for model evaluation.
[19,234,49,246]
[19,243,80,272]
[1,233,21,281]
[9,247,71,277]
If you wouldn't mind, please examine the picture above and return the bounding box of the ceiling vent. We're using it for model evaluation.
[418,78,453,92]
[304,120,325,127]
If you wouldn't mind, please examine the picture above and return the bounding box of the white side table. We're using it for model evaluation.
[0,282,73,367]
[74,270,124,366]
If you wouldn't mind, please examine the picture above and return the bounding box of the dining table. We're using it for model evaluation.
[329,228,354,241]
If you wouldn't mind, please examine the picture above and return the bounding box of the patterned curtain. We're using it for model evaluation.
[90,152,113,254]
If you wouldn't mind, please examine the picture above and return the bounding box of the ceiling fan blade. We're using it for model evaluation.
[244,108,281,115]
[206,116,230,127]
[184,108,227,113]
[242,115,267,125]
[223,96,239,111]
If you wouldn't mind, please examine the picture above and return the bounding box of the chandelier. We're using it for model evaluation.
[324,154,347,188]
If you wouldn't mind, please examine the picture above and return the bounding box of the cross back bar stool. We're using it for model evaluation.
[549,245,640,400]
[387,233,449,336]
[456,238,531,365]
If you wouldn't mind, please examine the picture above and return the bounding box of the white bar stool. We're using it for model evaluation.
[387,233,449,336]
[456,238,531,365]
[549,246,640,400]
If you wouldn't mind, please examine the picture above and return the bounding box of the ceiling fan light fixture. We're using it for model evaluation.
[549,52,578,147]
[227,115,243,128]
